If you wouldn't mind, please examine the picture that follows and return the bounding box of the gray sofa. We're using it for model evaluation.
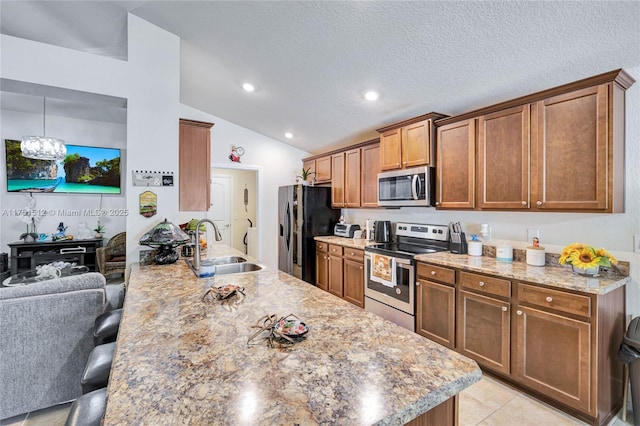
[0,272,108,420]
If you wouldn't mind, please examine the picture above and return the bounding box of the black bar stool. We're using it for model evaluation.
[64,387,107,426]
[93,308,122,345]
[81,342,116,394]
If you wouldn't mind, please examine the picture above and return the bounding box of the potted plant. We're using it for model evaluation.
[558,242,617,276]
[296,167,315,185]
[94,223,105,239]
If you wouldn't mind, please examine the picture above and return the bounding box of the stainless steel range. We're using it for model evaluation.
[364,222,449,331]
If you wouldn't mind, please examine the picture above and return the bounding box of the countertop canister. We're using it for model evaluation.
[526,246,546,266]
[468,241,483,256]
[496,244,513,262]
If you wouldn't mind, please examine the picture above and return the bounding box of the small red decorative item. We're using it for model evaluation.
[229,145,245,162]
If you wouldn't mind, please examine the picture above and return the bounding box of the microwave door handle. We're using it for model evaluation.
[411,174,420,200]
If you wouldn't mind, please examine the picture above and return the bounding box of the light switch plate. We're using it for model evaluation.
[634,234,640,254]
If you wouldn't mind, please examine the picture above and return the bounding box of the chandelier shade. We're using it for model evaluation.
[21,97,67,160]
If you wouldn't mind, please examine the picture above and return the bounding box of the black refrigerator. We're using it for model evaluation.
[278,185,340,284]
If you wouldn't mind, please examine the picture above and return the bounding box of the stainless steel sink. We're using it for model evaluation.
[213,262,263,275]
[186,257,262,278]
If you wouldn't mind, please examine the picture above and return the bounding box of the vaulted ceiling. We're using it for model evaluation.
[1,1,638,154]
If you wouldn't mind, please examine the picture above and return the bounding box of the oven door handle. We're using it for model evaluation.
[411,174,420,200]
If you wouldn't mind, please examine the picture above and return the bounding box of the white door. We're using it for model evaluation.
[208,176,232,246]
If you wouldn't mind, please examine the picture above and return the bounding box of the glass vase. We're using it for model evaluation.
[571,264,600,277]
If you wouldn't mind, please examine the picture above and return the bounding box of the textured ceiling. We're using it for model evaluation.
[1,1,639,154]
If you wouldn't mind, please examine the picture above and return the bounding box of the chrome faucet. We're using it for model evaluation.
[192,218,223,270]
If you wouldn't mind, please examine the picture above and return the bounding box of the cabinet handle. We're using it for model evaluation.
[517,310,523,315]
[521,201,527,206]
[416,282,420,286]
[546,296,553,303]
[435,201,440,206]
[479,281,485,287]
[536,201,542,206]
[360,266,363,270]
[502,306,508,312]
[431,271,436,276]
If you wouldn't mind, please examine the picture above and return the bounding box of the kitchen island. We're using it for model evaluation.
[103,244,481,425]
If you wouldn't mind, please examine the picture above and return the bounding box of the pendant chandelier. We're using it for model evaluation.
[21,97,67,160]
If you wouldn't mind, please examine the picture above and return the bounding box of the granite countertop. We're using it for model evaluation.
[414,252,629,295]
[314,235,374,250]
[103,244,481,425]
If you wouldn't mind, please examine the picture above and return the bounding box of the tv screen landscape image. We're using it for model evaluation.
[5,139,121,194]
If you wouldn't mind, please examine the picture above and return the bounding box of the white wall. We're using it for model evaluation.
[1,15,181,265]
[178,104,310,269]
[0,110,127,250]
[345,66,640,317]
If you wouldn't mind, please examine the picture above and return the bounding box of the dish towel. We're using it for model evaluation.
[370,253,396,288]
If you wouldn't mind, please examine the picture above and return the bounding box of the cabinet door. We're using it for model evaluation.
[343,258,364,308]
[345,148,361,208]
[360,143,380,208]
[315,251,328,291]
[457,290,510,375]
[179,119,213,211]
[416,280,455,349]
[436,119,476,209]
[478,105,530,209]
[328,255,344,298]
[315,155,332,183]
[515,306,592,413]
[331,153,345,208]
[403,119,433,168]
[302,159,315,185]
[532,84,608,211]
[380,128,403,171]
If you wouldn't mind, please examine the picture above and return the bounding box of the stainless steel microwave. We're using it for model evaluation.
[377,166,434,207]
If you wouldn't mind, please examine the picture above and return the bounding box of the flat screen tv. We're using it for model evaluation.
[5,139,121,194]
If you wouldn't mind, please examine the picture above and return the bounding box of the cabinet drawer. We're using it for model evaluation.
[459,271,511,298]
[518,283,591,318]
[417,263,455,285]
[328,244,344,256]
[316,242,328,252]
[343,248,364,262]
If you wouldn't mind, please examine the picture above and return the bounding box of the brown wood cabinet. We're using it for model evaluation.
[435,119,475,209]
[345,149,361,208]
[435,69,634,213]
[303,156,332,184]
[360,143,380,207]
[331,153,345,208]
[477,105,530,209]
[417,261,626,425]
[377,113,447,171]
[416,263,456,349]
[315,242,329,291]
[327,244,344,297]
[343,248,364,308]
[179,118,214,211]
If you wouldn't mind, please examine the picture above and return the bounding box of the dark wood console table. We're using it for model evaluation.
[8,239,103,276]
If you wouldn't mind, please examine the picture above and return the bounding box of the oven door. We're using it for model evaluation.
[364,253,414,315]
[377,166,432,207]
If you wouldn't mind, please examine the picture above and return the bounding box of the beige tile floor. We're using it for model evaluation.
[1,374,634,426]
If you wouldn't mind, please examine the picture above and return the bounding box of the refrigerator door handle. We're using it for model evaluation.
[279,224,284,237]
[285,202,291,250]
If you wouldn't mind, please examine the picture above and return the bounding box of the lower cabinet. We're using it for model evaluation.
[343,249,364,308]
[315,242,329,291]
[416,261,625,425]
[315,242,365,309]
[514,305,591,413]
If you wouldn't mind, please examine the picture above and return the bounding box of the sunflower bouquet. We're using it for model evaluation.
[558,243,618,269]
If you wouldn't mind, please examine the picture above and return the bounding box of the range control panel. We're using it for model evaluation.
[395,222,449,242]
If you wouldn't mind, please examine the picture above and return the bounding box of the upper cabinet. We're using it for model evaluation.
[435,69,634,213]
[360,143,380,208]
[179,118,214,211]
[302,155,331,185]
[436,119,476,209]
[377,113,448,171]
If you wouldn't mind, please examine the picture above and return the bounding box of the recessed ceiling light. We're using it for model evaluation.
[242,83,255,92]
[285,132,293,139]
[364,91,379,101]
